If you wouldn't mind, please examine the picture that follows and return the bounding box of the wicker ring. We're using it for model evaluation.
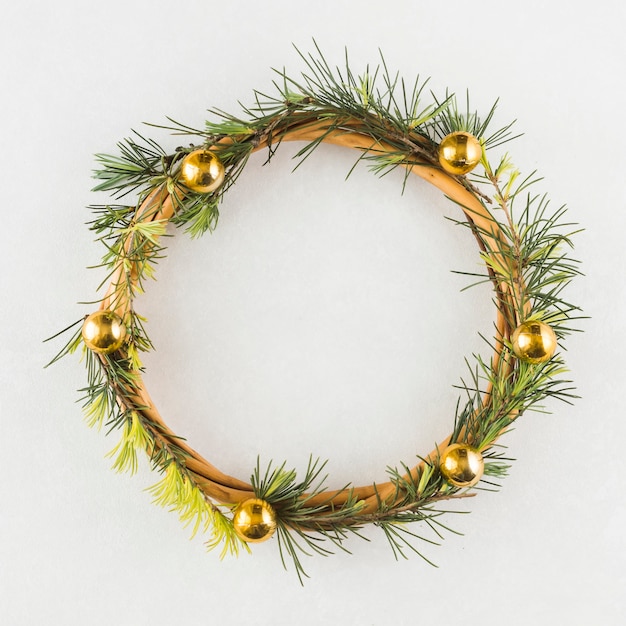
[102,123,516,511]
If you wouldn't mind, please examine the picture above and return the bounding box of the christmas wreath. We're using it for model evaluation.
[48,45,581,582]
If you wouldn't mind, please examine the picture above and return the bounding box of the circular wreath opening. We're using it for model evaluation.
[48,46,581,582]
[139,143,492,486]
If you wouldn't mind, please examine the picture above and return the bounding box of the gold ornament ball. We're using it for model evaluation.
[232,498,277,543]
[438,131,482,175]
[439,443,484,488]
[82,310,127,354]
[179,149,225,193]
[511,320,557,364]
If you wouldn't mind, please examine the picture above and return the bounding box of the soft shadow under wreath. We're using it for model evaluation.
[47,44,581,582]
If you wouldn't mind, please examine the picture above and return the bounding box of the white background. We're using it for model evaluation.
[1,1,624,624]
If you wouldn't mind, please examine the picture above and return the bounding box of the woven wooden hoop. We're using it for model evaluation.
[99,119,523,517]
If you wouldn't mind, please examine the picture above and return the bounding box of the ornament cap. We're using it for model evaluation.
[232,498,277,543]
[438,131,482,175]
[439,443,484,488]
[179,149,225,193]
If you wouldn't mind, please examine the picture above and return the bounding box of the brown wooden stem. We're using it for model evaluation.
[103,120,523,515]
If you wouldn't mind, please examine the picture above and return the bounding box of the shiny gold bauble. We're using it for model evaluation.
[81,310,127,354]
[439,443,484,488]
[179,149,225,193]
[511,320,557,364]
[438,131,482,175]
[232,498,277,543]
